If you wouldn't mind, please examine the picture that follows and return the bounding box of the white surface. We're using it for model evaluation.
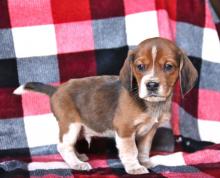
[24,113,59,148]
[202,28,220,63]
[198,119,220,143]
[12,25,57,58]
[125,11,159,46]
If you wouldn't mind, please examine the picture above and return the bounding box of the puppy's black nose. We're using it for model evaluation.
[146,82,159,91]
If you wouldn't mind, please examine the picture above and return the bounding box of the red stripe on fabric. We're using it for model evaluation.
[31,154,109,169]
[183,149,220,165]
[0,0,11,28]
[156,0,177,40]
[58,51,97,82]
[162,172,220,178]
[157,0,215,29]
[176,0,206,27]
[90,0,124,19]
[8,0,53,27]
[0,88,23,118]
[31,176,74,178]
[22,92,51,116]
[31,154,108,168]
[171,102,180,136]
[51,0,91,23]
[123,0,156,15]
[89,155,109,169]
[74,173,119,178]
[157,11,176,40]
[173,81,181,103]
[0,156,31,163]
[197,89,220,121]
[183,88,220,121]
[55,21,95,54]
[30,154,62,162]
[155,0,177,20]
[204,1,217,29]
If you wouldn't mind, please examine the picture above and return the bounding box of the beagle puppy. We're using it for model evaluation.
[14,37,198,175]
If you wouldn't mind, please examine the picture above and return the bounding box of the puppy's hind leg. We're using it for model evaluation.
[57,123,92,171]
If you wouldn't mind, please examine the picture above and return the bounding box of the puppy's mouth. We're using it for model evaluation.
[148,92,158,97]
[143,93,166,102]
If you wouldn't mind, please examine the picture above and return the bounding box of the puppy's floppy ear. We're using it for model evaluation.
[119,50,134,91]
[179,52,198,97]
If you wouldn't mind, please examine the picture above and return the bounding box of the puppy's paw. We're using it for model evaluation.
[138,156,151,168]
[126,165,149,175]
[70,162,92,171]
[140,160,154,168]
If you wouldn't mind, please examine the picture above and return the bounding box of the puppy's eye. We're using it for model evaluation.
[136,64,145,72]
[164,63,173,72]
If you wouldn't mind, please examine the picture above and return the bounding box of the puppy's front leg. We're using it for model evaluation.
[115,132,149,175]
[137,124,158,168]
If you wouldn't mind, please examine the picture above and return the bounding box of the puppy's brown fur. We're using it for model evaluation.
[14,37,198,175]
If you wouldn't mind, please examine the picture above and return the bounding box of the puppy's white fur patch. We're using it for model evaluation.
[151,45,157,64]
[115,132,149,174]
[13,85,26,95]
[57,123,92,171]
[139,75,153,99]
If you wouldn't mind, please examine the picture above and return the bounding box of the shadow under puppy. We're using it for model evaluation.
[14,37,198,175]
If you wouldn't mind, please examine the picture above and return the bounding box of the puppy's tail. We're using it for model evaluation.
[13,82,57,97]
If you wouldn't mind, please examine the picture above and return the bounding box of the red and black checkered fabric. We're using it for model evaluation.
[0,0,220,177]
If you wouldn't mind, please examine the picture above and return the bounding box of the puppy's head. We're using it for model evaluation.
[119,37,198,102]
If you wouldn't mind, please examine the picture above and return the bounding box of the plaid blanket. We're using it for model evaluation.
[0,0,220,177]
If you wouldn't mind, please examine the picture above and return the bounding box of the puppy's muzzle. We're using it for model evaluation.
[146,81,159,92]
